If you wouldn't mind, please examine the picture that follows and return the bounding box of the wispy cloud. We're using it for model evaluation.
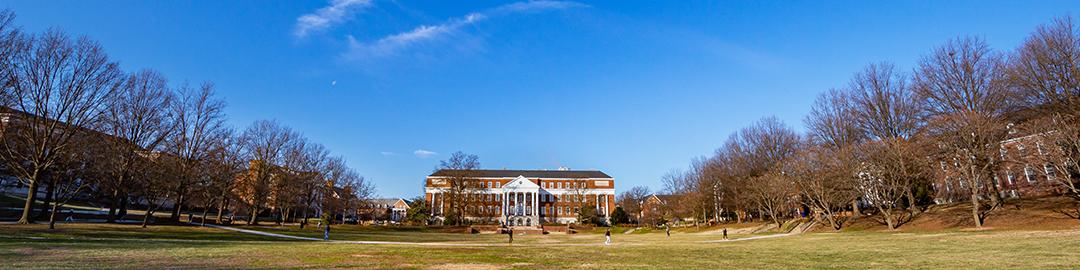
[295,0,373,39]
[413,149,438,158]
[343,1,585,61]
[379,151,397,156]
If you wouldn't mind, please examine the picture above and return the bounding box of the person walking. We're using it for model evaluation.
[324,223,331,241]
[65,209,75,222]
[604,229,612,245]
[508,228,514,245]
[722,228,728,240]
[665,224,671,237]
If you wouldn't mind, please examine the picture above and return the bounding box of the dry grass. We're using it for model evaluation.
[2,222,1080,269]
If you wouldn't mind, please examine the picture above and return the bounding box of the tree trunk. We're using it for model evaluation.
[300,207,308,229]
[48,203,60,230]
[905,188,919,214]
[249,206,259,225]
[200,202,211,226]
[17,172,41,224]
[142,209,153,228]
[37,180,54,219]
[971,192,983,228]
[216,197,226,224]
[171,193,185,221]
[878,206,896,230]
[851,200,861,218]
[107,190,120,223]
[117,196,129,221]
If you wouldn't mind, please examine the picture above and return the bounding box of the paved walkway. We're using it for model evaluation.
[700,232,795,243]
[197,222,514,246]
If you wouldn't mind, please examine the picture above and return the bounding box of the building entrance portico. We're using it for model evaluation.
[501,175,540,227]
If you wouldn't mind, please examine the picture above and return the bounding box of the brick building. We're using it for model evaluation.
[933,131,1071,204]
[424,169,615,226]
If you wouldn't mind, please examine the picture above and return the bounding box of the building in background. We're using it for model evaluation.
[359,198,410,224]
[424,169,615,226]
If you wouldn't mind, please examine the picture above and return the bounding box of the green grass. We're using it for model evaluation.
[2,223,1080,269]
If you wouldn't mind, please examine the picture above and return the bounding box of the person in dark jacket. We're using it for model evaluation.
[604,229,612,245]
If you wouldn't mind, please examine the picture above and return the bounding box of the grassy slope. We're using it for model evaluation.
[3,196,1080,269]
[2,223,1080,269]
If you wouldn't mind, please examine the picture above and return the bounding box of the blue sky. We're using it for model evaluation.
[5,1,1078,198]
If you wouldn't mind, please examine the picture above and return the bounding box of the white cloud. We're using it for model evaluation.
[295,0,373,39]
[343,1,585,61]
[413,149,438,158]
[379,151,397,156]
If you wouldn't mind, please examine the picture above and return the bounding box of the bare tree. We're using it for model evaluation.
[914,36,1012,228]
[846,62,930,229]
[131,151,179,228]
[0,10,22,92]
[856,141,919,230]
[164,83,227,221]
[44,131,105,229]
[1008,16,1080,217]
[616,185,650,224]
[101,69,174,223]
[804,88,864,225]
[191,128,244,225]
[296,140,330,228]
[0,29,121,224]
[436,151,480,225]
[788,144,859,230]
[736,117,801,228]
[237,120,295,225]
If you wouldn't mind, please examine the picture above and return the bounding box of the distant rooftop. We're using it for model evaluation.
[429,169,612,179]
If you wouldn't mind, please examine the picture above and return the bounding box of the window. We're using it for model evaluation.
[1045,163,1056,181]
[558,182,563,189]
[487,181,492,188]
[1037,142,1045,155]
[557,207,562,215]
[1025,166,1036,183]
[1017,144,1027,156]
[495,182,501,188]
[1006,170,1015,185]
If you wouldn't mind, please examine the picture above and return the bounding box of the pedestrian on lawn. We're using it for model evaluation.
[324,223,331,241]
[604,229,612,245]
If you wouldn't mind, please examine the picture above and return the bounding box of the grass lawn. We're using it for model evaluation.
[2,223,1080,269]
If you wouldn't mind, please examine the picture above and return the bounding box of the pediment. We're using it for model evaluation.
[503,175,539,190]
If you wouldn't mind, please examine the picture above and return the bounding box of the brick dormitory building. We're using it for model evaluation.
[424,169,616,227]
[933,129,1077,204]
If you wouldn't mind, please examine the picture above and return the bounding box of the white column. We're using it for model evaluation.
[533,192,538,217]
[596,195,604,213]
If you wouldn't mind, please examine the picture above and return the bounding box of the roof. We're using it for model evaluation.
[429,169,612,179]
[644,194,678,204]
[367,198,409,209]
